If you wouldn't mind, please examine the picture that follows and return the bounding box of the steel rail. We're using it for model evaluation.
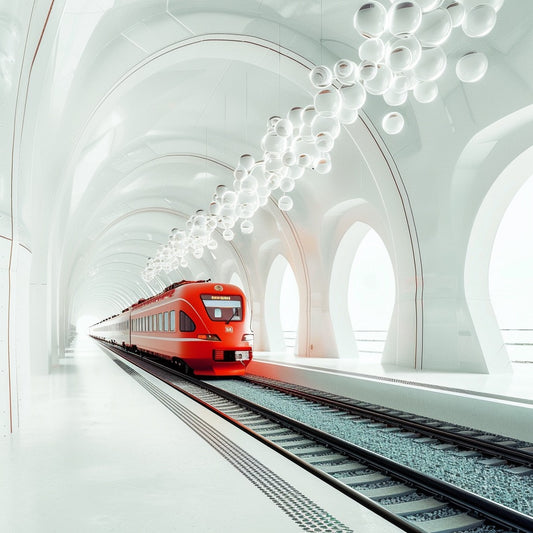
[99,341,533,533]
[243,375,533,467]
[100,343,423,532]
[191,377,533,533]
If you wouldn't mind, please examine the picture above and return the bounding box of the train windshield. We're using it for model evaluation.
[201,294,243,322]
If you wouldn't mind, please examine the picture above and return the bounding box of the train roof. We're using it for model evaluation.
[91,280,244,325]
[129,279,213,310]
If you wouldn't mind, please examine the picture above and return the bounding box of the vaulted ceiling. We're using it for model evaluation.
[3,0,531,367]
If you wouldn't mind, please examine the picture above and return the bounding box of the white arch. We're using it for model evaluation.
[330,221,368,358]
[324,196,415,366]
[330,219,396,360]
[463,107,533,372]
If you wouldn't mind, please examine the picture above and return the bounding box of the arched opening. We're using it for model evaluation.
[489,175,533,364]
[265,255,300,354]
[330,222,395,360]
[349,227,395,361]
[280,263,299,354]
[464,139,533,373]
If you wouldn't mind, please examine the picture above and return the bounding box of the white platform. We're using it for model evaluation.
[249,353,533,443]
[0,336,401,533]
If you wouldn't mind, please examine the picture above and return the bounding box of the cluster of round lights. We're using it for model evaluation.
[141,0,502,282]
[352,0,501,133]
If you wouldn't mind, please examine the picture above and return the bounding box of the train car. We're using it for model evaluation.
[90,312,130,346]
[90,280,253,376]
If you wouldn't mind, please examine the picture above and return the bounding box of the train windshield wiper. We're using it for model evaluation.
[226,308,238,324]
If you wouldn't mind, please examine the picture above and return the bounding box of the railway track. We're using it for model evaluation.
[240,375,533,469]
[101,342,533,533]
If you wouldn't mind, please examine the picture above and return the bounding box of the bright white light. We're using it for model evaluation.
[490,176,533,329]
[490,175,533,362]
[280,264,299,353]
[354,1,388,38]
[456,51,488,83]
[462,4,497,38]
[348,229,395,340]
[76,315,99,334]
[382,111,404,134]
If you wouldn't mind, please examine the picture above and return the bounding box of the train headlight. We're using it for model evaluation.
[197,334,221,341]
[241,333,254,342]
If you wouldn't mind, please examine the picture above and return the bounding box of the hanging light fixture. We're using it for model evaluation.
[142,0,505,282]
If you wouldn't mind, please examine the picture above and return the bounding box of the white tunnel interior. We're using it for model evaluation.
[1,0,533,433]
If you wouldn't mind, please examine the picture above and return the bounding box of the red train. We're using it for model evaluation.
[89,280,253,376]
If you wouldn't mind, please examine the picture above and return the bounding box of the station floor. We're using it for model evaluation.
[249,352,533,443]
[0,336,402,533]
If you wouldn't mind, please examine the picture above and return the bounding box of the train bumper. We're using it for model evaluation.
[188,348,252,376]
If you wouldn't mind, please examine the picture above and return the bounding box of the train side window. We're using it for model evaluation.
[148,316,152,332]
[179,311,196,332]
[158,313,163,331]
[164,312,169,331]
[170,310,175,332]
[153,315,157,331]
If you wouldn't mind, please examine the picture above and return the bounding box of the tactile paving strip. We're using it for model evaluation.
[112,357,353,533]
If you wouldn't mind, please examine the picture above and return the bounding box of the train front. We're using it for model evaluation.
[180,282,253,376]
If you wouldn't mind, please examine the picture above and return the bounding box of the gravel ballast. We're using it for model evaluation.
[214,379,533,517]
